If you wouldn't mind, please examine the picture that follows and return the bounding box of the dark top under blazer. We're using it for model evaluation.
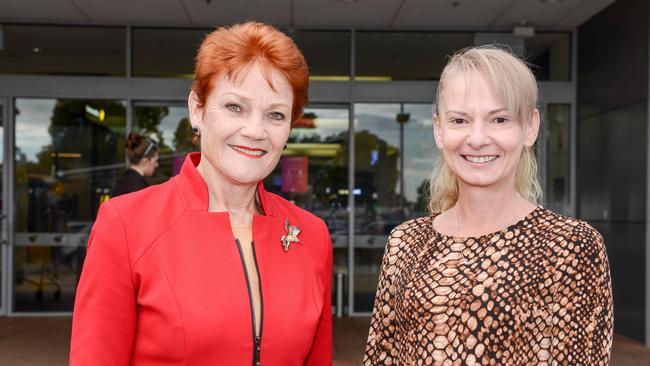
[112,168,149,197]
[70,152,333,365]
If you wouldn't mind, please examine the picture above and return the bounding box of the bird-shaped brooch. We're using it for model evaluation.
[281,218,301,252]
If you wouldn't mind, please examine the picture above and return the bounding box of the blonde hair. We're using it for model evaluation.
[428,45,543,213]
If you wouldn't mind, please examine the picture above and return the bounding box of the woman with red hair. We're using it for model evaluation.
[71,22,332,365]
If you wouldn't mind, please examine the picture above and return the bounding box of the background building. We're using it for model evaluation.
[0,0,648,349]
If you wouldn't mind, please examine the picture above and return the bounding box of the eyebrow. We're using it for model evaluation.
[488,108,509,115]
[220,92,250,102]
[220,92,290,109]
[445,108,509,116]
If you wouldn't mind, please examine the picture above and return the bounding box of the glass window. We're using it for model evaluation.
[290,31,350,80]
[132,28,209,78]
[353,103,436,312]
[133,102,196,185]
[403,103,436,216]
[263,106,350,314]
[0,25,125,76]
[545,104,571,214]
[525,33,571,81]
[14,98,126,311]
[357,31,570,81]
[356,32,474,80]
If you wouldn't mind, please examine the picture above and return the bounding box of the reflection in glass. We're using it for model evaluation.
[132,28,209,77]
[0,25,125,76]
[353,103,436,312]
[14,98,126,311]
[356,32,474,80]
[290,31,350,80]
[133,103,196,185]
[356,31,570,81]
[525,33,571,81]
[263,107,349,313]
[546,104,571,215]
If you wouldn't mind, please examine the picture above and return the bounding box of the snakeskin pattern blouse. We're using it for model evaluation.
[364,206,613,365]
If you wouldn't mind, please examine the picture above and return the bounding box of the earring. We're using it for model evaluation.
[283,144,288,150]
[192,126,200,136]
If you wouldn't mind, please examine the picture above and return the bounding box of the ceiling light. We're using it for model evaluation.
[31,47,42,53]
[513,25,535,38]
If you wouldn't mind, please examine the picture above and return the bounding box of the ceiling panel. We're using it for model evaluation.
[394,0,514,28]
[492,0,582,27]
[73,0,190,24]
[493,0,619,28]
[0,0,621,30]
[293,0,403,28]
[181,0,291,26]
[0,0,88,22]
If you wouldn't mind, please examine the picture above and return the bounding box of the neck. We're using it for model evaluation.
[196,160,259,225]
[130,164,146,177]
[453,181,536,237]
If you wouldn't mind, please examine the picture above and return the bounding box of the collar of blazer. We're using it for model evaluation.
[174,152,277,217]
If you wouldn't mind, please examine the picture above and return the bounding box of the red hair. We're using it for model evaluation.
[192,22,309,125]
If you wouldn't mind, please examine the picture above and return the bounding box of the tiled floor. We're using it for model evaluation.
[0,316,648,365]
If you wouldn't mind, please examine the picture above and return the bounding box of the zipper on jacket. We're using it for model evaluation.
[235,239,264,366]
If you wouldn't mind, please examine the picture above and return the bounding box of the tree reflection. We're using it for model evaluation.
[16,99,126,231]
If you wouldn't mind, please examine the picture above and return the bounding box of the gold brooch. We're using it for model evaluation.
[281,218,301,252]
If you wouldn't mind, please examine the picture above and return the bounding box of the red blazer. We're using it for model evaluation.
[70,153,332,365]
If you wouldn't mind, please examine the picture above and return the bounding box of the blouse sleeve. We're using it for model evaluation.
[363,225,405,365]
[70,201,137,365]
[534,224,614,365]
[304,219,333,365]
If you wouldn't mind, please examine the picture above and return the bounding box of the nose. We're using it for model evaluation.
[466,120,490,149]
[240,113,267,140]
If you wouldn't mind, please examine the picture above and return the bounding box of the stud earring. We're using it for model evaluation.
[192,126,200,135]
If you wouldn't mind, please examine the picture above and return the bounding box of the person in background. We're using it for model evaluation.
[363,46,613,365]
[112,132,159,196]
[70,21,332,365]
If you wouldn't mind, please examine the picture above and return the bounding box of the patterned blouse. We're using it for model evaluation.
[363,206,613,365]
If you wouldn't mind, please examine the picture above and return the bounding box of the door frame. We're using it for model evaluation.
[0,97,11,316]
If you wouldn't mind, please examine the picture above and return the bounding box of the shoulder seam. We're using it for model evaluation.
[109,200,187,270]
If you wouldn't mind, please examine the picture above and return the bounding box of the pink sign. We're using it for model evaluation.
[281,157,308,193]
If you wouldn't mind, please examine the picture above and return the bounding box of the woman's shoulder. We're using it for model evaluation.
[384,215,435,248]
[534,207,603,242]
[263,190,328,233]
[98,178,185,249]
[533,207,607,265]
[108,177,179,217]
[390,215,435,236]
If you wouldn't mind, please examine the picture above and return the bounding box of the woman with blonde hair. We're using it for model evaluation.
[364,46,613,365]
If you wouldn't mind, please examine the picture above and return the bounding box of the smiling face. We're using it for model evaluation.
[188,62,293,186]
[434,70,539,192]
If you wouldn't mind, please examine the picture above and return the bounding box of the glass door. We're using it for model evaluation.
[132,101,197,184]
[263,105,351,315]
[542,103,572,215]
[12,98,126,313]
[352,103,436,314]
